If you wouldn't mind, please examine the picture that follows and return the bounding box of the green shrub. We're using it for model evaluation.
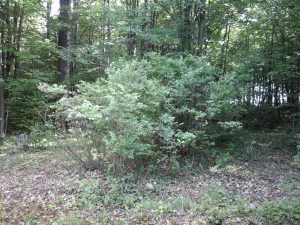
[259,199,300,225]
[40,55,245,173]
[6,71,56,132]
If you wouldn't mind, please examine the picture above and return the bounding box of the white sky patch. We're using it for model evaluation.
[51,0,59,16]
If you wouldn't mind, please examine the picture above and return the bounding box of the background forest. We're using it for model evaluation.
[0,0,300,224]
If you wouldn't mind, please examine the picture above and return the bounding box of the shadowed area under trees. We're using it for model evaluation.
[0,0,300,224]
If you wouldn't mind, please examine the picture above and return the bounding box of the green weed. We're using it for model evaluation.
[258,199,300,225]
[51,214,84,225]
[200,187,252,224]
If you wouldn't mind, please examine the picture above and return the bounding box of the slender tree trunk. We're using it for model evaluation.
[70,0,80,76]
[127,0,137,56]
[179,4,192,52]
[149,3,157,51]
[223,25,230,74]
[57,0,71,132]
[204,0,210,52]
[221,23,231,74]
[266,24,275,106]
[140,0,148,58]
[104,0,112,64]
[71,0,80,46]
[0,32,5,138]
[0,24,4,79]
[274,84,279,106]
[197,5,205,55]
[251,77,255,105]
[281,86,284,104]
[58,0,71,81]
[5,0,13,78]
[14,7,23,77]
[46,0,52,39]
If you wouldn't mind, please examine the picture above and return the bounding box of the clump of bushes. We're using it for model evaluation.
[40,55,244,174]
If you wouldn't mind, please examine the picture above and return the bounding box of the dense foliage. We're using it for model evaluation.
[0,0,299,170]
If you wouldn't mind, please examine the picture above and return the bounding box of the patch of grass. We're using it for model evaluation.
[137,198,173,214]
[70,180,255,224]
[91,209,111,224]
[282,177,300,197]
[51,214,84,225]
[203,187,229,204]
[16,213,41,225]
[258,199,300,225]
[0,136,17,153]
[171,196,200,213]
[200,187,252,224]
[69,176,145,211]
[74,179,101,209]
[99,178,142,209]
[216,152,231,167]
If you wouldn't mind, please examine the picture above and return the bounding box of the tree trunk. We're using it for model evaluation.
[5,0,13,78]
[0,32,5,138]
[71,0,80,46]
[140,0,148,58]
[197,6,205,55]
[149,4,157,51]
[179,4,192,52]
[70,0,80,76]
[274,84,279,106]
[46,0,52,39]
[104,0,112,64]
[13,7,23,77]
[221,23,231,74]
[127,0,137,56]
[58,0,71,81]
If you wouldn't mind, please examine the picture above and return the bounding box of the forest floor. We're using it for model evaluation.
[0,146,299,225]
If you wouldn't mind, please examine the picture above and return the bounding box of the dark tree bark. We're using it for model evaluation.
[70,0,80,76]
[58,0,71,81]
